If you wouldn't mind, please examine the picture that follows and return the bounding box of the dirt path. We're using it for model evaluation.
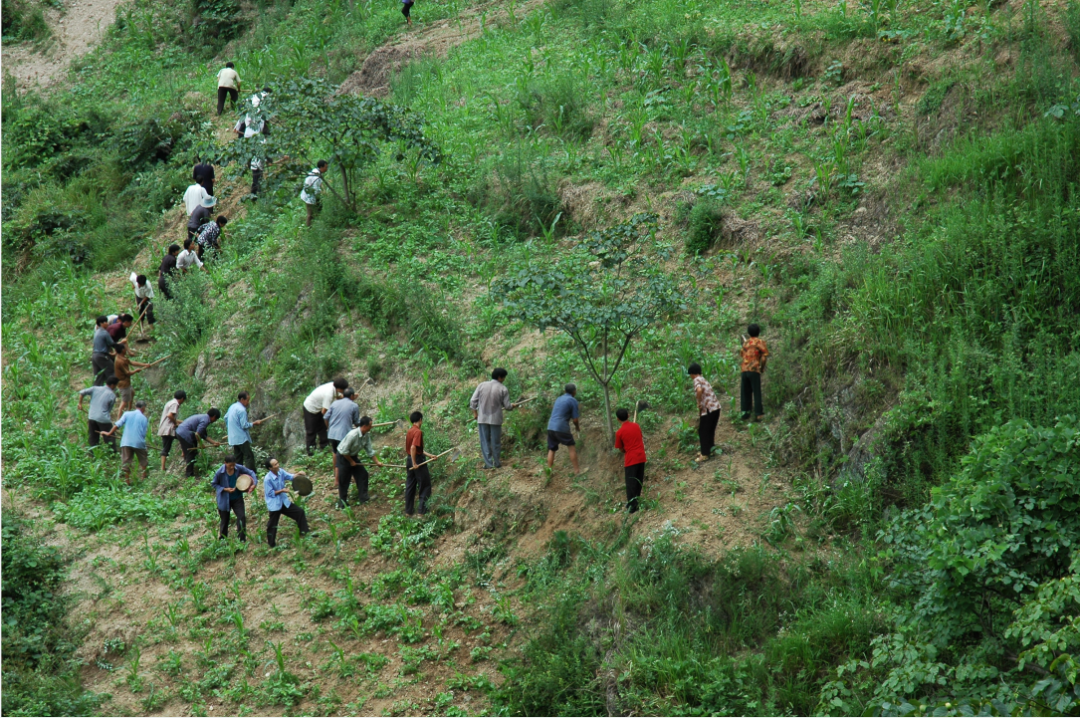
[2,0,126,90]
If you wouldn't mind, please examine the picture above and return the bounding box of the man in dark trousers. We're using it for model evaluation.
[302,377,348,455]
[78,376,119,453]
[193,158,215,198]
[336,417,383,508]
[688,363,720,462]
[91,315,117,386]
[405,411,438,516]
[739,324,770,422]
[176,408,224,477]
[325,387,360,488]
[614,408,647,513]
[158,244,181,299]
[262,457,310,548]
[212,455,257,541]
[216,62,240,115]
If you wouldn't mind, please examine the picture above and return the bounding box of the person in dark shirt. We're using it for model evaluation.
[188,197,216,240]
[193,158,215,198]
[158,244,181,299]
[107,314,134,343]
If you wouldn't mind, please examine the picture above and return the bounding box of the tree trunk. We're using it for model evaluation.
[601,380,614,445]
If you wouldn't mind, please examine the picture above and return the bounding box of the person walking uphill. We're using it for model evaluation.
[325,388,360,488]
[212,456,257,541]
[547,384,581,474]
[302,377,348,456]
[91,315,117,386]
[405,411,437,516]
[470,368,519,469]
[176,408,224,477]
[740,324,769,422]
[225,391,267,469]
[614,408,647,513]
[159,244,180,299]
[263,457,310,548]
[336,417,383,508]
[688,363,720,462]
[193,158,215,198]
[401,0,415,26]
[100,401,151,482]
[216,62,240,115]
[78,377,119,453]
[300,160,328,227]
[158,390,186,472]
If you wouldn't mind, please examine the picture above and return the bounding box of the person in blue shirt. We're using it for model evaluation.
[546,384,581,474]
[212,455,258,541]
[224,391,266,470]
[101,400,150,482]
[176,408,223,477]
[324,388,360,488]
[262,457,310,548]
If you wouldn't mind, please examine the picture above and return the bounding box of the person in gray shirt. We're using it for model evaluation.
[78,377,119,452]
[91,315,117,386]
[324,388,360,487]
[469,368,519,469]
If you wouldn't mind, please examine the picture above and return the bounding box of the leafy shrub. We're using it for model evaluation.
[192,0,246,44]
[1,0,49,43]
[516,74,596,140]
[684,199,722,255]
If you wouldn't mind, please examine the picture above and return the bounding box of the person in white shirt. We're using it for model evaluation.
[177,238,205,273]
[183,182,208,218]
[302,377,348,455]
[158,390,186,471]
[300,160,328,227]
[130,273,156,328]
[216,62,240,115]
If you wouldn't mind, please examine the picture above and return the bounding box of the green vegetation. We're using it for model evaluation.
[4,0,1080,714]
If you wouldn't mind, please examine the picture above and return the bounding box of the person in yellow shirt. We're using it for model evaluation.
[216,62,240,115]
[740,324,770,422]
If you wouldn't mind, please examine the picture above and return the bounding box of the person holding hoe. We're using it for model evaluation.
[405,411,438,516]
[688,362,720,462]
[91,315,117,386]
[302,376,348,456]
[176,408,224,478]
[212,455,257,542]
[131,274,156,331]
[78,376,119,453]
[225,391,268,470]
[262,457,310,548]
[100,400,151,482]
[546,384,581,474]
[158,390,187,472]
[113,344,152,416]
[469,367,519,469]
[336,416,383,508]
[614,408,647,513]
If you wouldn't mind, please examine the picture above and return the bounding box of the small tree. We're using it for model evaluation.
[492,213,687,442]
[223,77,441,212]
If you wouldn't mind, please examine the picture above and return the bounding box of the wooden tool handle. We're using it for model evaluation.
[412,447,456,469]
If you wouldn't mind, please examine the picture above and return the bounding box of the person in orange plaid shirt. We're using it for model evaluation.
[740,324,769,422]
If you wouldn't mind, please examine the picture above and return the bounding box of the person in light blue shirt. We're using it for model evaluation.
[324,388,360,488]
[225,391,265,469]
[101,401,150,481]
[212,456,257,541]
[546,384,581,474]
[262,457,310,548]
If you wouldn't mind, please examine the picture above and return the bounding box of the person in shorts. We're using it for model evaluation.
[546,384,581,474]
[158,390,187,472]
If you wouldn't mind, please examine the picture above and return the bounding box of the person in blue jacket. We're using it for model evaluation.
[212,455,258,541]
[262,457,310,548]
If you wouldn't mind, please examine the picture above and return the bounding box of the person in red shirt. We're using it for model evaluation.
[405,411,437,516]
[614,408,647,513]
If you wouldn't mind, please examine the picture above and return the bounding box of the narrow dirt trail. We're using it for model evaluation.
[2,0,126,90]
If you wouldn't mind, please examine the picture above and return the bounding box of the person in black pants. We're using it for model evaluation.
[176,408,223,477]
[193,158,215,198]
[335,417,384,507]
[158,244,180,300]
[688,363,721,462]
[405,411,437,515]
[212,456,257,541]
[262,458,309,548]
[614,408,648,513]
[739,324,770,422]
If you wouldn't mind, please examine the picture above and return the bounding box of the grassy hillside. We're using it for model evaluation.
[3,0,1080,715]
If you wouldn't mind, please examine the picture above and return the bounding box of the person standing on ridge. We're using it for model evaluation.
[405,411,437,516]
[302,377,348,455]
[614,408,647,513]
[100,400,151,482]
[158,390,187,472]
[688,362,720,462]
[469,368,518,469]
[216,62,241,115]
[78,377,119,453]
[336,417,383,508]
[546,384,581,474]
[739,324,769,422]
[325,387,360,488]
[225,391,267,470]
[300,160,328,227]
